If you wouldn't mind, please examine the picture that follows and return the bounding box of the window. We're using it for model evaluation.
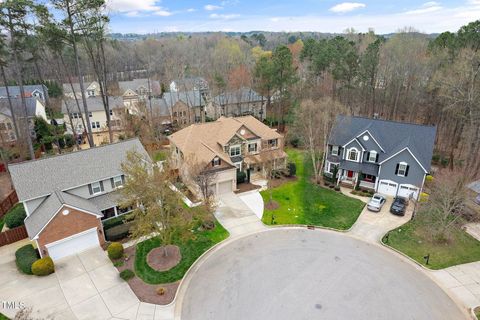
[328,163,337,174]
[248,143,257,153]
[396,162,409,177]
[212,157,220,166]
[347,148,358,161]
[87,90,95,97]
[230,145,241,157]
[112,175,124,188]
[90,181,103,195]
[109,109,113,116]
[268,139,278,148]
[88,112,92,118]
[91,121,100,129]
[71,112,79,119]
[368,151,377,163]
[331,146,339,156]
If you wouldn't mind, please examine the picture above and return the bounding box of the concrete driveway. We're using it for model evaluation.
[177,228,467,320]
[0,240,173,320]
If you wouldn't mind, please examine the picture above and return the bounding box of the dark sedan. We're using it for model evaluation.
[390,197,408,216]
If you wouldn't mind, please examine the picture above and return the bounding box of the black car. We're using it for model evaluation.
[390,197,408,216]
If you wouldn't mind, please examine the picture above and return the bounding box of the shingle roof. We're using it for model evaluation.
[213,88,264,105]
[339,160,379,176]
[61,96,124,113]
[9,138,149,201]
[150,98,171,117]
[0,97,41,118]
[329,115,436,171]
[118,78,160,95]
[163,90,206,108]
[89,191,122,211]
[0,85,48,99]
[468,181,480,194]
[24,190,102,238]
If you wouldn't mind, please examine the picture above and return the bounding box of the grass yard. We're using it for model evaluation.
[384,220,480,269]
[134,218,229,284]
[0,313,9,320]
[261,149,365,230]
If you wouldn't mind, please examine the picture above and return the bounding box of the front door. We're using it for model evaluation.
[347,170,354,178]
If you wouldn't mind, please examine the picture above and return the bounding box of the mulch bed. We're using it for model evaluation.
[265,200,280,210]
[147,245,181,271]
[235,182,261,194]
[115,245,179,305]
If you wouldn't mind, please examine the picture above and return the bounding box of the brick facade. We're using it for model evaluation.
[36,205,105,257]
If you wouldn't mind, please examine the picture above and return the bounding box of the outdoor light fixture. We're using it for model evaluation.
[62,209,70,216]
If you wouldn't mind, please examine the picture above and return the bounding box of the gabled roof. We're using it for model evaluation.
[163,90,205,108]
[0,97,42,118]
[9,138,150,201]
[0,85,48,99]
[118,78,160,95]
[61,96,124,113]
[329,115,436,171]
[213,88,264,105]
[24,189,103,239]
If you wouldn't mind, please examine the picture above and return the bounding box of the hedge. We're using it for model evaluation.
[107,242,124,260]
[120,269,135,281]
[15,244,39,275]
[31,257,55,276]
[5,204,26,229]
[237,171,246,184]
[105,222,132,241]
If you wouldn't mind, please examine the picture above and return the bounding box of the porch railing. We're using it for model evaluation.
[359,180,375,189]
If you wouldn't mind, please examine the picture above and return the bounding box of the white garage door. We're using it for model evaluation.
[378,180,398,196]
[217,180,233,195]
[46,228,100,261]
[398,184,420,200]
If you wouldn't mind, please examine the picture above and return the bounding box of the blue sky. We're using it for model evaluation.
[105,0,480,34]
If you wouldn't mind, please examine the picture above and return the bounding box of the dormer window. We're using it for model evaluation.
[212,157,221,167]
[112,175,124,188]
[230,145,241,157]
[89,181,104,195]
[347,148,358,161]
[331,146,339,156]
[368,151,377,163]
[268,139,278,148]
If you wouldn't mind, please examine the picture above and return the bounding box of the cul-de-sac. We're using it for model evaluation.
[0,1,479,319]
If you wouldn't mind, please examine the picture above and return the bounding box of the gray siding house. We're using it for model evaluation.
[325,115,436,200]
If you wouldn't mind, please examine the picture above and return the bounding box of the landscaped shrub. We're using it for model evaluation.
[31,257,54,276]
[105,222,132,241]
[334,186,340,191]
[103,215,131,230]
[119,269,135,281]
[107,242,124,260]
[157,287,166,295]
[329,185,334,189]
[324,181,331,187]
[425,175,434,182]
[287,162,296,177]
[64,134,74,148]
[5,204,27,229]
[237,171,247,184]
[419,192,429,202]
[15,244,39,275]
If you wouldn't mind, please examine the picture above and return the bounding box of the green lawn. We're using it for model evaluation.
[0,312,9,320]
[134,218,229,284]
[384,220,480,269]
[261,149,365,230]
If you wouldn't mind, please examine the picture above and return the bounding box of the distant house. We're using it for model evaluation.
[8,139,150,261]
[163,90,208,125]
[62,81,101,99]
[212,88,266,121]
[0,97,48,142]
[61,97,124,134]
[0,84,49,103]
[169,77,208,92]
[325,115,436,200]
[119,78,161,111]
[468,180,480,205]
[169,116,287,196]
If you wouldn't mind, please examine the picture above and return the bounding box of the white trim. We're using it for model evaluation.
[331,145,339,156]
[32,204,102,240]
[368,150,377,163]
[342,137,366,151]
[397,162,408,177]
[35,239,42,258]
[346,147,360,162]
[378,147,428,173]
[45,227,98,248]
[356,130,385,152]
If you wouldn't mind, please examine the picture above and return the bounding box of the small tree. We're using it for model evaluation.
[120,151,191,257]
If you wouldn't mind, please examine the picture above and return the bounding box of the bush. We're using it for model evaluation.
[425,175,434,182]
[15,244,39,275]
[287,162,296,177]
[31,257,54,276]
[334,186,340,191]
[157,287,166,295]
[324,181,331,187]
[103,215,131,230]
[237,171,247,184]
[120,269,135,281]
[419,192,429,202]
[329,185,335,189]
[288,136,301,148]
[105,222,132,241]
[5,204,27,229]
[64,134,74,148]
[107,242,124,260]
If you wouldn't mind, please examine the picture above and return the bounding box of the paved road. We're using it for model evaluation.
[179,228,467,320]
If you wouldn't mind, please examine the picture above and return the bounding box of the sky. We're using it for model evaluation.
[105,0,480,34]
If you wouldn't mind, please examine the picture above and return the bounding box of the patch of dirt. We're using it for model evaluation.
[147,245,181,271]
[265,200,280,210]
[115,245,179,305]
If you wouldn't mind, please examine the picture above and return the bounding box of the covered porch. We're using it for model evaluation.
[338,161,379,190]
[89,191,133,221]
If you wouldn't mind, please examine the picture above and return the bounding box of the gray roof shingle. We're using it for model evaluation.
[61,96,124,113]
[163,90,206,108]
[118,78,160,95]
[0,97,42,118]
[213,88,264,105]
[0,85,48,99]
[9,138,150,201]
[329,115,436,171]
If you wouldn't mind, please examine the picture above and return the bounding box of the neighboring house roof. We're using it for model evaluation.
[150,98,171,117]
[163,90,206,108]
[329,115,436,171]
[169,116,281,167]
[213,88,264,105]
[62,81,99,95]
[9,138,149,201]
[468,180,480,194]
[0,85,48,99]
[61,96,124,113]
[118,78,160,95]
[24,189,102,239]
[0,97,42,118]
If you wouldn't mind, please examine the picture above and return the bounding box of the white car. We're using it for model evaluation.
[367,194,387,212]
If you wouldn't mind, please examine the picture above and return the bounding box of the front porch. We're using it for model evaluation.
[339,169,377,190]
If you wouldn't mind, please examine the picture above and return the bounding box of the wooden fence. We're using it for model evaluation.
[0,190,18,218]
[0,225,28,247]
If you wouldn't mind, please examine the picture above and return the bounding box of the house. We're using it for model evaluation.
[62,96,124,134]
[163,90,208,125]
[0,84,49,103]
[119,78,161,111]
[325,115,436,200]
[169,77,208,92]
[212,88,266,121]
[8,139,150,260]
[468,180,480,205]
[0,97,48,142]
[62,81,101,99]
[169,116,287,196]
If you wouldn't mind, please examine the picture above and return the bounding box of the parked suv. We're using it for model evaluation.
[367,194,386,212]
[390,197,408,216]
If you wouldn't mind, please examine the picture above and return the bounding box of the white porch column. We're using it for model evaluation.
[114,206,118,217]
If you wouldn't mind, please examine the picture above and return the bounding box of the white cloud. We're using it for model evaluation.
[187,8,196,12]
[106,0,161,12]
[125,11,141,17]
[405,2,442,15]
[204,4,223,11]
[154,9,173,16]
[270,17,281,22]
[209,13,240,19]
[329,2,366,13]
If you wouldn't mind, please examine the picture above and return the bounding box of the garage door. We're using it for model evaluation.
[46,228,100,261]
[217,180,233,195]
[398,184,419,200]
[378,180,398,196]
